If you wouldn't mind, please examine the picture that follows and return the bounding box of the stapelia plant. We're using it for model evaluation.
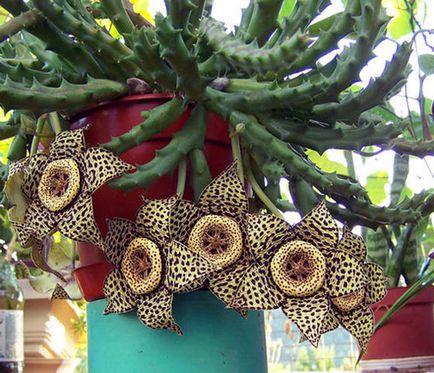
[230,202,387,353]
[6,129,133,277]
[103,198,216,334]
[170,163,250,313]
[0,0,431,231]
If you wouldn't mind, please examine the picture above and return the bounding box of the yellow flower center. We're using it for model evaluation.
[121,237,162,295]
[331,288,365,313]
[188,215,243,268]
[271,240,326,297]
[38,159,81,212]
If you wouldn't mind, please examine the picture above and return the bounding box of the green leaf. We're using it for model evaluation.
[278,0,296,23]
[306,150,348,175]
[383,0,418,40]
[398,185,414,203]
[419,54,434,76]
[365,171,389,204]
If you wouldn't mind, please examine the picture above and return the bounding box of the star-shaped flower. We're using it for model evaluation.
[310,226,387,353]
[230,201,374,348]
[169,163,253,311]
[103,198,215,334]
[7,129,133,248]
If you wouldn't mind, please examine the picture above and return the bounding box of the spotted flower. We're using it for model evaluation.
[306,226,387,353]
[230,201,376,349]
[169,163,252,311]
[7,129,133,248]
[103,198,216,334]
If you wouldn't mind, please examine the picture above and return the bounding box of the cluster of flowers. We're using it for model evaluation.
[8,129,386,353]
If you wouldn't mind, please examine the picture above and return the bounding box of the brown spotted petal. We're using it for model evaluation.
[11,221,35,248]
[169,199,202,245]
[8,157,29,177]
[165,241,216,293]
[208,257,251,308]
[103,268,137,314]
[22,154,49,200]
[104,218,136,266]
[230,264,285,310]
[325,250,368,298]
[292,201,339,254]
[337,226,367,261]
[299,311,339,343]
[335,305,375,353]
[51,281,81,300]
[197,163,248,224]
[25,199,58,240]
[48,129,86,160]
[57,194,104,248]
[76,147,134,194]
[51,283,70,300]
[136,197,178,246]
[247,213,291,263]
[365,262,387,304]
[136,287,182,335]
[281,291,330,347]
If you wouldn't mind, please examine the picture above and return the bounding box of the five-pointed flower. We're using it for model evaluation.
[309,226,387,353]
[103,198,216,334]
[170,163,253,311]
[7,129,133,248]
[230,201,376,349]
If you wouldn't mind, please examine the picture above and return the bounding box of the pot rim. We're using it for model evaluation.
[71,93,175,120]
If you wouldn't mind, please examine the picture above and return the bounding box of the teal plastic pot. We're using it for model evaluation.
[87,291,267,373]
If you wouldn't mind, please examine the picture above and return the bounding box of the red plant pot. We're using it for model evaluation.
[361,286,434,372]
[70,94,232,301]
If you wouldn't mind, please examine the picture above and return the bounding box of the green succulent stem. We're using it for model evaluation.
[111,104,208,191]
[30,115,46,155]
[0,9,43,42]
[155,14,205,100]
[245,0,284,46]
[0,1,106,78]
[102,98,185,156]
[258,115,403,154]
[189,148,212,201]
[176,157,187,197]
[229,111,367,200]
[244,155,283,218]
[0,77,127,113]
[48,112,62,135]
[33,0,141,80]
[100,0,135,34]
[201,18,309,78]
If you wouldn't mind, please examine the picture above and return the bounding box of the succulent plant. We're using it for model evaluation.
[0,1,432,234]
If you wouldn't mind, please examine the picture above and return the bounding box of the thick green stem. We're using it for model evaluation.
[30,115,46,155]
[189,148,212,201]
[0,9,43,42]
[100,0,135,34]
[245,0,284,46]
[155,14,205,100]
[176,157,187,197]
[111,104,208,191]
[102,98,185,156]
[0,77,127,113]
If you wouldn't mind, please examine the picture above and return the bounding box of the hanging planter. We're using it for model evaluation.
[69,94,232,300]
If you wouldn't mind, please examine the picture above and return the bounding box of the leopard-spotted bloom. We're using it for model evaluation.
[6,129,133,248]
[169,163,252,311]
[230,201,382,350]
[307,226,387,353]
[103,198,216,334]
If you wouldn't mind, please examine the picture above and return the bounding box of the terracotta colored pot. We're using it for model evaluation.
[70,94,232,301]
[360,286,434,372]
